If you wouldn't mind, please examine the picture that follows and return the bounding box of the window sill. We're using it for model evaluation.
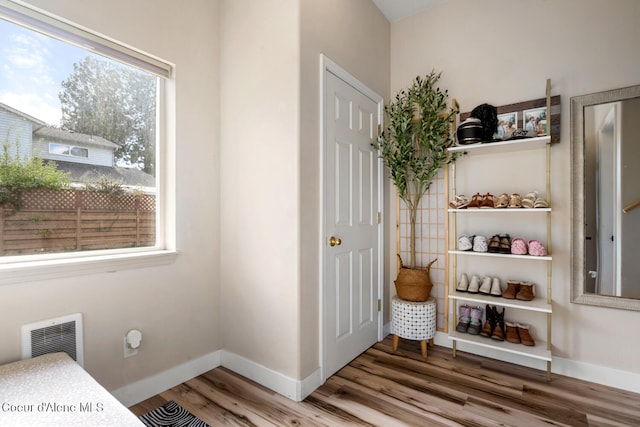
[0,250,178,286]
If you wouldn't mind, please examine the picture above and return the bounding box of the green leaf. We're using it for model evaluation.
[373,70,462,267]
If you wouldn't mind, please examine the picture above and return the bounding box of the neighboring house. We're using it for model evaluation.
[0,101,44,161]
[0,102,154,187]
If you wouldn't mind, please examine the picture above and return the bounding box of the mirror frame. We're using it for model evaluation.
[571,84,640,311]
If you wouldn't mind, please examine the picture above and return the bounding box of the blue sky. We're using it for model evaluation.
[0,17,87,125]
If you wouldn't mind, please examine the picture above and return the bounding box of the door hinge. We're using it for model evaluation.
[377,124,382,138]
[377,299,381,312]
[377,212,381,224]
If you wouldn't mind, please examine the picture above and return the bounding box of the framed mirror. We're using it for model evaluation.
[571,84,640,310]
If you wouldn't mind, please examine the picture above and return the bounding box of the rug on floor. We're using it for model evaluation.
[139,400,210,427]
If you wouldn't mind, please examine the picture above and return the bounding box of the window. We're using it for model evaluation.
[0,1,175,278]
[49,143,88,158]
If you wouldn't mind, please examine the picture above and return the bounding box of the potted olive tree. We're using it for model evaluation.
[375,71,460,301]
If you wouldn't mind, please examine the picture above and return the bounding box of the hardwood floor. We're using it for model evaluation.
[130,336,640,426]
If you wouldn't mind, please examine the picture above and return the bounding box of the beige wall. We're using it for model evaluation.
[219,0,302,378]
[0,0,221,391]
[391,0,640,374]
[299,0,390,378]
[220,0,390,381]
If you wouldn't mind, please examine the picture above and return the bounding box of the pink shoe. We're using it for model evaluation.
[528,240,547,256]
[510,237,527,255]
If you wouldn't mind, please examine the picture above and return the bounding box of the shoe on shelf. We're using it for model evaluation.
[511,237,528,255]
[468,193,482,208]
[534,196,549,208]
[456,304,471,333]
[502,280,520,299]
[467,275,481,294]
[449,194,470,209]
[490,277,502,296]
[516,282,535,301]
[505,321,521,344]
[528,240,547,256]
[478,276,492,295]
[495,193,509,208]
[457,273,469,292]
[480,305,495,338]
[517,323,535,346]
[499,234,511,254]
[491,307,505,341]
[458,234,473,251]
[488,235,501,253]
[480,193,495,208]
[473,235,488,252]
[508,193,522,208]
[467,306,484,335]
[522,191,538,208]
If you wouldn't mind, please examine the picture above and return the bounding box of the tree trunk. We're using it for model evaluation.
[409,205,417,269]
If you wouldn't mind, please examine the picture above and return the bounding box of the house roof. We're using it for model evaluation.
[34,127,120,149]
[0,102,46,126]
[50,160,155,188]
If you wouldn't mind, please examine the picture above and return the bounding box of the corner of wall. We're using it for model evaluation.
[221,349,322,402]
[111,350,222,407]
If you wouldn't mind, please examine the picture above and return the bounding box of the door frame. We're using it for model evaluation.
[319,54,384,382]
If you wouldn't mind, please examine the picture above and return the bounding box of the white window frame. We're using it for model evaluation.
[0,0,177,285]
[49,143,89,158]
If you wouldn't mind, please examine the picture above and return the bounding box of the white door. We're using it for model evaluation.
[322,58,383,380]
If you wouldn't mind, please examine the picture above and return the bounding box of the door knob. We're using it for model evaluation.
[329,236,342,247]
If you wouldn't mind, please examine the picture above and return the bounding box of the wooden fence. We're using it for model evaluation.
[0,188,155,256]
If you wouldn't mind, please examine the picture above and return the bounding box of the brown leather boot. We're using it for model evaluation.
[491,307,505,341]
[505,321,520,344]
[516,282,535,301]
[479,305,494,337]
[502,280,520,299]
[517,323,535,346]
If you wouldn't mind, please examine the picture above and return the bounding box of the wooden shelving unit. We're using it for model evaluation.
[447,81,554,380]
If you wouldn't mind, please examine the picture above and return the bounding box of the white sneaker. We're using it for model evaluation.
[490,277,502,296]
[458,234,473,251]
[467,275,480,293]
[479,276,492,294]
[473,235,488,252]
[457,273,469,292]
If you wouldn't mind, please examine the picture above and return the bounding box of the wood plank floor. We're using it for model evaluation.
[130,336,640,426]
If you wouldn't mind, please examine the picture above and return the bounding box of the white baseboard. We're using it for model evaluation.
[432,331,640,394]
[551,355,640,394]
[221,350,322,402]
[113,330,640,407]
[111,348,321,407]
[111,350,222,407]
[383,320,391,337]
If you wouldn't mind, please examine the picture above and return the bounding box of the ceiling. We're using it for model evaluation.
[372,0,446,23]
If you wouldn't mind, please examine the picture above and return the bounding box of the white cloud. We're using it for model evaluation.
[6,33,48,72]
[0,29,61,125]
[0,91,61,125]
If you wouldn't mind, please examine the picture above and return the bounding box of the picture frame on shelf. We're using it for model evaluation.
[523,107,547,136]
[460,95,560,143]
[497,112,517,140]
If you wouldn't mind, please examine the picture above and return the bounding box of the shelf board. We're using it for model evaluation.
[448,250,552,261]
[448,331,552,361]
[449,291,552,313]
[448,135,551,156]
[448,208,552,213]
